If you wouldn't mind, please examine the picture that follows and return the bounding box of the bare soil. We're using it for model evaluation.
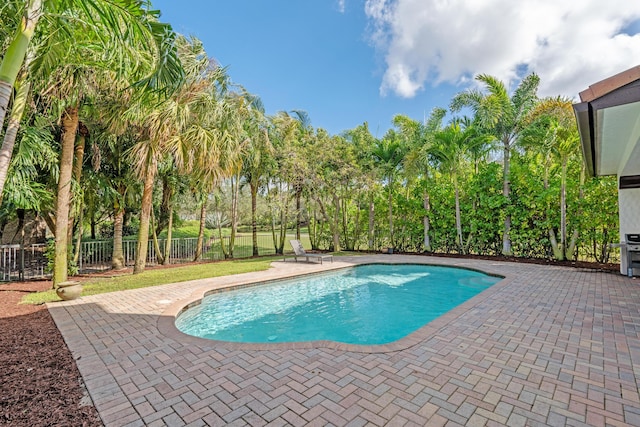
[0,254,621,426]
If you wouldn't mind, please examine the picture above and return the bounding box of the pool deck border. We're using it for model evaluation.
[47,254,640,426]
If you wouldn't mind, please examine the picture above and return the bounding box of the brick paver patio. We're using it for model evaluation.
[48,255,640,426]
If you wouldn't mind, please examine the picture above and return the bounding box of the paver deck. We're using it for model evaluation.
[48,255,640,426]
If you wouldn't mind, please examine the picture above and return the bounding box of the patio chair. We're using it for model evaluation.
[287,240,333,264]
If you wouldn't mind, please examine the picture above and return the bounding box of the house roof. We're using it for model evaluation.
[573,66,640,178]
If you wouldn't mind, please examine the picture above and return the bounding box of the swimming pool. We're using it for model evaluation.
[175,264,501,345]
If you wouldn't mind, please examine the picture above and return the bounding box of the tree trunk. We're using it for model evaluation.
[278,192,288,255]
[251,181,259,256]
[560,158,568,260]
[69,123,87,253]
[352,199,362,251]
[566,164,586,261]
[368,194,375,251]
[0,0,42,128]
[10,209,25,244]
[423,190,431,252]
[53,106,79,286]
[454,178,463,253]
[133,160,156,274]
[549,229,563,260]
[150,203,164,265]
[73,207,83,264]
[332,194,341,252]
[155,176,171,236]
[193,196,206,262]
[295,186,301,240]
[162,207,173,265]
[502,141,512,256]
[0,78,30,202]
[111,205,125,269]
[388,179,394,248]
[229,174,239,259]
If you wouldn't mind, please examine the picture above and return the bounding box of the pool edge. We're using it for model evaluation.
[157,256,514,354]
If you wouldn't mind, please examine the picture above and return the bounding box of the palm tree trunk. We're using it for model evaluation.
[368,194,375,251]
[560,158,568,260]
[388,179,394,248]
[278,189,288,255]
[229,174,239,259]
[454,179,463,253]
[133,162,156,274]
[0,0,42,129]
[111,205,125,269]
[193,196,206,262]
[251,181,259,256]
[162,208,173,265]
[0,78,30,203]
[69,123,87,252]
[423,190,431,252]
[549,229,563,260]
[502,141,512,256]
[150,198,164,265]
[295,186,301,240]
[53,106,79,285]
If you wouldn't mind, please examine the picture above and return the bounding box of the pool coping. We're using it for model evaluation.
[157,258,515,353]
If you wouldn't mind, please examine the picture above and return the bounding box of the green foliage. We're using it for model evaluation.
[578,176,619,263]
[44,239,78,276]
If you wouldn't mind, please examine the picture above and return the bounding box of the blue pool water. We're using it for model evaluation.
[175,264,500,345]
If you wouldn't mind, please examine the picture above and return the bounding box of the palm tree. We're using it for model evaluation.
[0,0,183,205]
[395,109,446,252]
[451,73,540,256]
[240,105,274,256]
[371,131,405,249]
[432,120,488,253]
[126,36,231,273]
[523,97,581,260]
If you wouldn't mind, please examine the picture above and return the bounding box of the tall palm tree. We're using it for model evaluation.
[126,36,231,273]
[451,73,540,256]
[395,108,446,252]
[240,105,274,256]
[432,120,488,253]
[371,131,405,249]
[523,97,581,260]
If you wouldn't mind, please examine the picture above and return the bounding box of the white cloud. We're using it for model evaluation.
[364,0,640,99]
[337,0,346,13]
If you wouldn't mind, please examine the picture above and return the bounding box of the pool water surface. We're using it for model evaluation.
[175,264,501,345]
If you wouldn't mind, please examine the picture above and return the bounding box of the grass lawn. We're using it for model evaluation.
[22,256,281,305]
[204,232,312,259]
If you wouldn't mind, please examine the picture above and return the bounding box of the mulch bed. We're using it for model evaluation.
[0,280,102,427]
[0,254,621,426]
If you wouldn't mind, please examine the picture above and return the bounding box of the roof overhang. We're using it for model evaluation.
[573,66,640,178]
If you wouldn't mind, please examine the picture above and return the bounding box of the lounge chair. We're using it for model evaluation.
[287,240,333,264]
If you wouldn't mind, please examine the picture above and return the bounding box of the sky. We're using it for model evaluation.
[150,0,640,137]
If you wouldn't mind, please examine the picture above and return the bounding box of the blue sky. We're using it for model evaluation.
[151,0,640,137]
